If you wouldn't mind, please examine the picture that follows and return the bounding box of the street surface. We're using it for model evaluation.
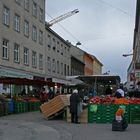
[0,112,140,140]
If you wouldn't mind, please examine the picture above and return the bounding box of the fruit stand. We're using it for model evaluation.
[0,77,47,116]
[88,96,140,124]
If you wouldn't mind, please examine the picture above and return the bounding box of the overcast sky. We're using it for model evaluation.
[45,0,136,82]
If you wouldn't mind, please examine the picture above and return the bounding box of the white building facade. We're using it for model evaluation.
[0,0,46,79]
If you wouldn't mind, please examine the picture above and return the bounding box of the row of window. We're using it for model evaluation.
[2,39,70,76]
[71,67,83,76]
[2,39,43,69]
[15,0,44,23]
[47,57,70,76]
[47,35,70,55]
[3,6,44,45]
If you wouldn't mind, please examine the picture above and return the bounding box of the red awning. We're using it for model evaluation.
[0,77,47,86]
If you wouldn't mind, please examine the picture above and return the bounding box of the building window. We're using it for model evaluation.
[61,44,63,55]
[2,39,9,59]
[14,14,20,32]
[64,64,66,76]
[32,1,37,17]
[24,20,29,37]
[39,54,43,70]
[32,25,37,41]
[52,59,55,73]
[52,38,55,46]
[57,61,59,73]
[24,47,29,65]
[14,43,20,63]
[52,38,56,50]
[39,30,43,45]
[57,41,60,52]
[47,57,51,71]
[3,6,10,26]
[47,35,51,47]
[24,0,29,11]
[64,46,66,53]
[61,63,63,75]
[39,8,44,23]
[67,65,69,76]
[32,51,37,68]
[15,0,21,5]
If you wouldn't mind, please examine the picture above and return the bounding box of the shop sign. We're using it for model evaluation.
[0,69,33,79]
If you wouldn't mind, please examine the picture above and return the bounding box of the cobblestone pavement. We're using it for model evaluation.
[0,112,140,140]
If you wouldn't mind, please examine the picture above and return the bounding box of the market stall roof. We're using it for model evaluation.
[66,76,84,86]
[76,74,121,85]
[0,77,47,86]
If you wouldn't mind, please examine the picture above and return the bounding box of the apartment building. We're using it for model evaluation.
[0,0,46,80]
[92,56,103,75]
[127,0,140,90]
[0,0,103,93]
[84,53,94,75]
[70,45,85,76]
[45,26,71,87]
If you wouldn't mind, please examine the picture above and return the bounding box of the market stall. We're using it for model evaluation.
[88,96,140,124]
[0,77,47,116]
[76,74,121,95]
[74,75,140,124]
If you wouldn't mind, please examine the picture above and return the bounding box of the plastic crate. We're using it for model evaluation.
[0,103,4,116]
[101,104,116,123]
[88,104,130,123]
[129,104,140,124]
[130,104,140,111]
[88,104,102,123]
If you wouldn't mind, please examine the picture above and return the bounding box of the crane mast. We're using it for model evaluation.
[47,9,79,27]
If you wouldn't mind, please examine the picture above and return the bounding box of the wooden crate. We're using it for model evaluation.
[67,107,88,123]
[40,95,69,118]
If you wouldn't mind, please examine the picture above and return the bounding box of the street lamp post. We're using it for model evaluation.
[122,54,133,57]
[122,53,136,89]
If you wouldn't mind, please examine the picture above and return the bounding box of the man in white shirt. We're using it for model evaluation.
[115,85,125,98]
[116,88,124,97]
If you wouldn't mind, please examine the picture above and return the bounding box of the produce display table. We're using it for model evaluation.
[130,104,140,123]
[88,104,130,123]
[88,96,140,124]
[14,101,41,113]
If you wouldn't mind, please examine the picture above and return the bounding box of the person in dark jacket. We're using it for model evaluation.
[70,89,80,123]
[105,85,112,95]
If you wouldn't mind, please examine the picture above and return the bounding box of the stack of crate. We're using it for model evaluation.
[130,104,140,124]
[0,102,4,116]
[88,104,102,123]
[14,101,28,113]
[28,101,41,111]
[102,104,115,123]
[88,104,130,123]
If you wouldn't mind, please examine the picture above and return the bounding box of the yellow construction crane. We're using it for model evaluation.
[46,9,79,27]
